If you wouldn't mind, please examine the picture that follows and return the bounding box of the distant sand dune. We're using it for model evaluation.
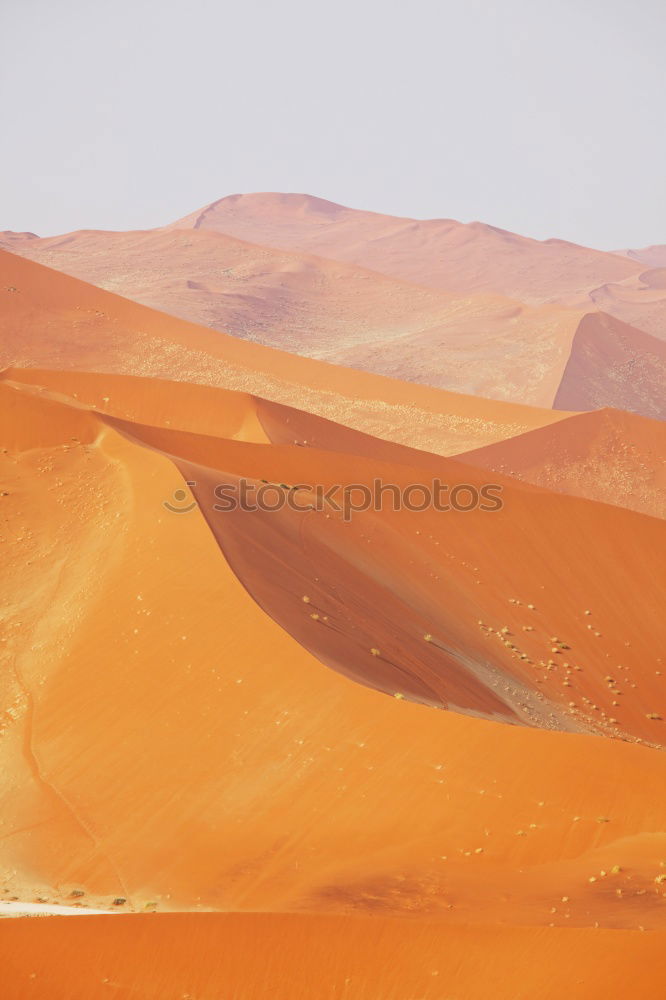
[3,193,664,416]
[0,248,570,454]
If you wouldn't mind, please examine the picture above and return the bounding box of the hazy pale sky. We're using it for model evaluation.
[2,0,665,248]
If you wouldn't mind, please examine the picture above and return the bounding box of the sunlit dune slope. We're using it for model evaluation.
[0,248,568,454]
[2,375,666,925]
[2,913,666,1000]
[456,407,666,519]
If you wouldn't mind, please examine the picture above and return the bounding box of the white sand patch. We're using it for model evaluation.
[0,901,119,918]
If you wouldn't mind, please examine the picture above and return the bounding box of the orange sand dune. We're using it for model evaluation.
[2,237,665,1000]
[0,248,569,454]
[0,368,460,471]
[2,375,666,927]
[167,192,638,303]
[456,407,666,519]
[2,912,666,1000]
[129,427,666,742]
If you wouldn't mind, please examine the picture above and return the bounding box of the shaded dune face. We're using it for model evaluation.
[554,312,666,419]
[137,426,666,743]
[180,466,523,721]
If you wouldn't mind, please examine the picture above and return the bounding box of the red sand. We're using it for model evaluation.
[2,913,666,1000]
[1,374,665,925]
[1,244,665,998]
